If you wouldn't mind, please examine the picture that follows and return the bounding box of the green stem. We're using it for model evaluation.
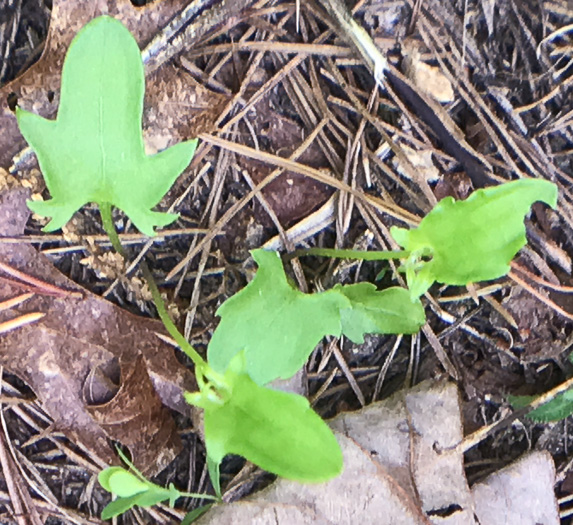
[141,263,206,370]
[291,247,409,261]
[99,203,206,371]
[99,202,125,257]
[179,492,218,501]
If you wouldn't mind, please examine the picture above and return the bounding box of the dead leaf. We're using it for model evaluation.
[196,381,558,525]
[0,188,196,474]
[402,42,455,104]
[199,500,333,524]
[472,451,559,525]
[258,433,431,525]
[394,145,441,183]
[86,355,181,473]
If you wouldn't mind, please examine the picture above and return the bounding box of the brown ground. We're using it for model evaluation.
[0,0,572,523]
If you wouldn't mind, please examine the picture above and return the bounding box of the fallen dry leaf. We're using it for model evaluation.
[472,451,559,525]
[0,188,195,474]
[404,50,455,104]
[393,145,441,184]
[196,380,558,525]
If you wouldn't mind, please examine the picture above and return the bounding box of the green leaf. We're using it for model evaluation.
[335,283,425,342]
[98,465,181,519]
[208,249,348,385]
[101,494,142,520]
[208,250,425,385]
[98,466,127,492]
[511,389,573,422]
[391,179,558,298]
[181,505,214,525]
[200,353,343,483]
[107,469,149,498]
[16,16,197,236]
[206,456,222,500]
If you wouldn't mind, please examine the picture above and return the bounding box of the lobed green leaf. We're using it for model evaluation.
[208,250,347,385]
[208,249,425,385]
[391,179,558,298]
[16,16,197,236]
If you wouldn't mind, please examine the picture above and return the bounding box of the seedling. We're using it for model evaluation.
[98,449,216,520]
[16,14,559,524]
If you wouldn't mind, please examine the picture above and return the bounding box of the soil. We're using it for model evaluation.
[0,0,572,523]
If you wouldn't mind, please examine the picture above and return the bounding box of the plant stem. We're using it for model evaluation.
[99,203,206,370]
[140,263,206,370]
[99,203,125,257]
[179,492,218,501]
[291,247,409,261]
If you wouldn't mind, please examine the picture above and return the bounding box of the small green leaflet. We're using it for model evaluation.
[98,466,180,519]
[187,353,343,483]
[207,249,425,385]
[510,390,573,423]
[181,505,214,525]
[510,353,573,423]
[391,179,558,298]
[16,16,197,236]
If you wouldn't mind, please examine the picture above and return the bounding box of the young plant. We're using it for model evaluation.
[300,179,558,300]
[16,14,560,524]
[98,449,215,520]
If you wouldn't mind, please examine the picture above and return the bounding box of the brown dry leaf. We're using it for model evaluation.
[404,50,455,104]
[0,189,195,474]
[196,381,558,524]
[393,145,441,184]
[472,451,559,524]
[0,0,229,168]
[199,501,333,525]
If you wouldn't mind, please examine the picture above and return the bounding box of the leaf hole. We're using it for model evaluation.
[426,504,463,518]
[7,92,18,112]
[83,357,121,405]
